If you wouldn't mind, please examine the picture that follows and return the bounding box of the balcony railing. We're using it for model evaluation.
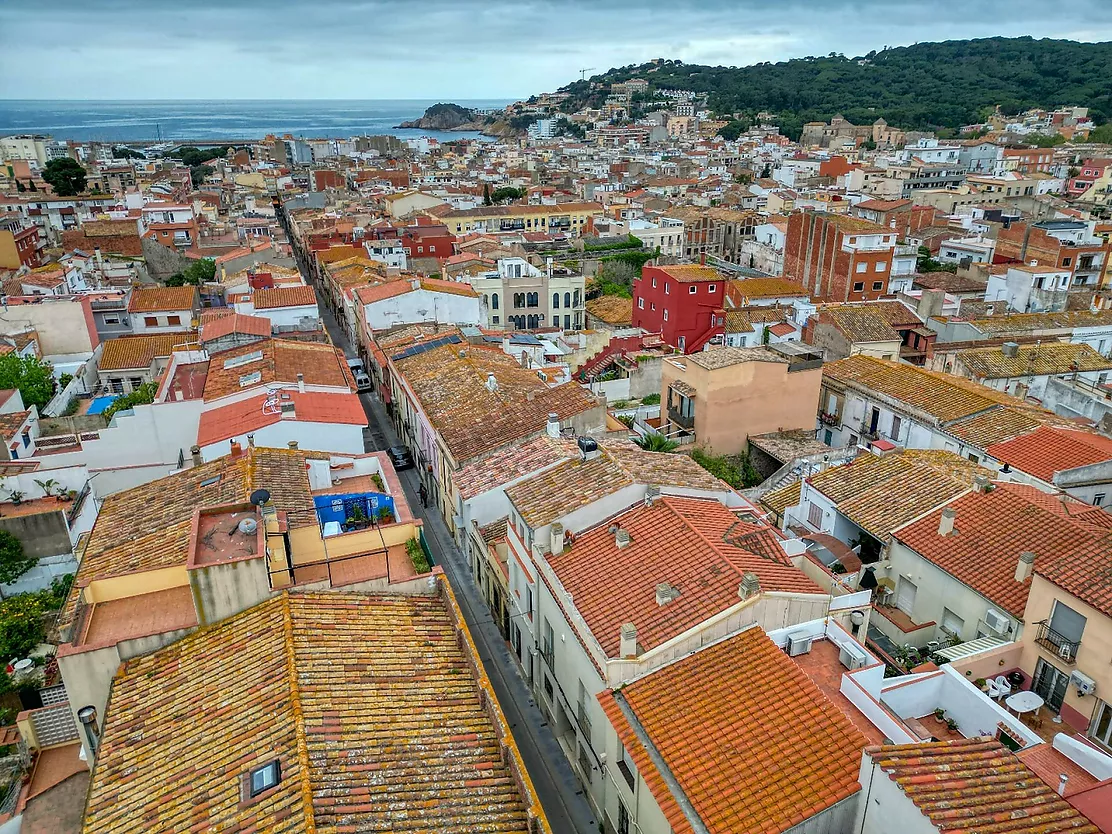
[1035,620,1081,664]
[668,405,694,430]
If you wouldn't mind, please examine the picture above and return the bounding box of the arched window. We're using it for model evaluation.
[564,292,571,308]
[527,292,539,308]
[514,292,526,308]
[573,290,581,307]
[552,293,560,310]
[491,292,499,310]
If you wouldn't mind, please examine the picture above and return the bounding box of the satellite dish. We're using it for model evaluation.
[250,489,271,506]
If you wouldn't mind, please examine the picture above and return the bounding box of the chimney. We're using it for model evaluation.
[546,256,553,278]
[1002,341,1019,358]
[1015,551,1035,583]
[288,440,298,450]
[297,372,305,393]
[1058,774,1069,797]
[94,246,103,270]
[973,475,991,493]
[411,275,421,290]
[485,372,498,392]
[190,445,202,467]
[619,623,638,658]
[615,527,631,549]
[246,433,255,448]
[738,571,761,600]
[230,440,243,459]
[546,412,560,439]
[550,522,564,556]
[938,507,956,536]
[700,252,706,266]
[656,582,680,605]
[77,705,100,757]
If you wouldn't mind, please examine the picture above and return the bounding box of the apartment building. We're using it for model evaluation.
[437,202,602,236]
[784,211,898,302]
[466,257,585,330]
[632,264,726,353]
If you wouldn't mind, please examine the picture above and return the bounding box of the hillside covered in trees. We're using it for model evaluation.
[558,37,1112,139]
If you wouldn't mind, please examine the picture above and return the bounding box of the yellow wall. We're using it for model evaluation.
[234,172,266,190]
[84,565,188,604]
[285,520,419,566]
[1019,575,1112,730]
[0,231,19,270]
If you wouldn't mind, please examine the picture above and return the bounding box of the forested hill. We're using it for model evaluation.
[557,37,1112,138]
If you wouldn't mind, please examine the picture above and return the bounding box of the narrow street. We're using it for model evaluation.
[316,301,600,834]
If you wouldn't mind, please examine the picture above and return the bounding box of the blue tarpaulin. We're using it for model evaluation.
[313,492,396,526]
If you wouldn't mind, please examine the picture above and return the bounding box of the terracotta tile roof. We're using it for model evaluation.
[0,410,29,438]
[392,343,598,463]
[854,198,911,211]
[820,306,903,343]
[961,310,1112,335]
[654,264,722,283]
[808,450,988,539]
[584,295,633,325]
[196,391,367,447]
[727,276,810,300]
[252,285,318,310]
[1017,743,1101,797]
[892,482,1101,617]
[199,312,271,343]
[455,435,568,500]
[85,591,540,834]
[599,625,867,834]
[550,496,821,657]
[204,339,354,401]
[865,737,1099,833]
[987,426,1112,482]
[723,304,793,332]
[440,201,602,219]
[126,285,198,314]
[761,479,801,516]
[504,440,727,528]
[98,332,196,371]
[1038,531,1112,618]
[957,342,1112,378]
[767,321,796,337]
[686,345,789,370]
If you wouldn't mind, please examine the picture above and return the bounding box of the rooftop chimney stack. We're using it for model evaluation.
[973,475,991,493]
[1015,550,1035,583]
[656,582,681,606]
[938,507,956,536]
[77,705,100,758]
[619,623,638,658]
[230,440,243,459]
[288,440,298,450]
[485,372,498,393]
[546,412,560,439]
[190,445,203,467]
[246,433,255,448]
[550,522,564,556]
[615,527,631,549]
[1058,774,1069,797]
[297,372,305,393]
[738,571,761,600]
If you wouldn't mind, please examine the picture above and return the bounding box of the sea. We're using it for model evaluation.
[0,99,514,144]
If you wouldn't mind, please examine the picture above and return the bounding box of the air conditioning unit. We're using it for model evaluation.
[983,608,1011,635]
[1070,671,1096,697]
[787,631,813,657]
[839,643,868,670]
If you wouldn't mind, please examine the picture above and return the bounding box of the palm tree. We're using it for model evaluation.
[635,434,679,453]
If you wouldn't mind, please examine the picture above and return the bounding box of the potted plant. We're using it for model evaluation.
[348,504,369,530]
[377,506,395,525]
[370,473,385,492]
[974,678,987,691]
[933,708,945,721]
[945,717,958,732]
[6,490,24,506]
[34,479,59,500]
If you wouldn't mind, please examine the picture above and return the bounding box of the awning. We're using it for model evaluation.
[933,635,1007,662]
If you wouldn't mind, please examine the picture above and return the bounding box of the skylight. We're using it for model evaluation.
[247,760,280,798]
[223,350,263,370]
[239,371,262,387]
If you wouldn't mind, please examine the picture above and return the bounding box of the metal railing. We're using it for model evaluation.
[667,405,694,430]
[1035,620,1081,664]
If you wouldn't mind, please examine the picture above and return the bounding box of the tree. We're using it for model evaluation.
[190,164,215,187]
[717,119,747,141]
[104,381,158,421]
[0,532,35,587]
[0,354,55,412]
[166,257,216,287]
[635,434,679,452]
[1089,123,1112,144]
[0,593,46,658]
[41,158,86,196]
[482,184,492,206]
[594,260,637,298]
[491,186,527,204]
[112,146,145,160]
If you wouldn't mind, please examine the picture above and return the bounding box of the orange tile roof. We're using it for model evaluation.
[727,276,810,301]
[204,339,353,401]
[865,737,1099,833]
[892,482,1105,617]
[85,591,543,834]
[987,426,1112,482]
[98,332,197,371]
[253,285,317,310]
[550,496,821,657]
[127,285,198,314]
[584,295,633,325]
[0,410,30,439]
[199,312,271,343]
[599,625,867,834]
[196,391,367,447]
[654,264,723,283]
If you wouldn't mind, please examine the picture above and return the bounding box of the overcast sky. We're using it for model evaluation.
[2,0,1111,100]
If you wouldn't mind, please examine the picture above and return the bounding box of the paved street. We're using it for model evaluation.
[317,300,600,834]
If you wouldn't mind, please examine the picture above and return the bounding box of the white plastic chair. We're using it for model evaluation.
[993,676,1012,699]
[985,679,1003,699]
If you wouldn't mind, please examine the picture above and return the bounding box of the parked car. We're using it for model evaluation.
[386,445,414,470]
[347,357,372,392]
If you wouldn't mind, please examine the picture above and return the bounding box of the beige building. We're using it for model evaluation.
[437,202,602,236]
[660,344,823,454]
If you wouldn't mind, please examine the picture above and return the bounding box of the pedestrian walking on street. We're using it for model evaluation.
[418,483,428,508]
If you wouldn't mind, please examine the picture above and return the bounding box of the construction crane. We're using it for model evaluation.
[578,67,595,81]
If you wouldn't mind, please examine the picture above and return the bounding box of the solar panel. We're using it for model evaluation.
[390,333,462,361]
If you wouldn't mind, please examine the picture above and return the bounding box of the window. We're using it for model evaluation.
[1092,700,1112,750]
[617,801,631,834]
[853,282,864,292]
[417,246,423,253]
[872,281,883,291]
[247,761,281,798]
[650,303,655,311]
[552,293,560,309]
[665,282,670,294]
[1063,257,1072,267]
[637,298,644,309]
[807,502,823,529]
[662,308,669,322]
[941,608,965,638]
[492,315,500,325]
[525,584,533,620]
[564,292,571,308]
[708,283,716,293]
[543,673,554,701]
[689,285,698,294]
[102,315,120,325]
[651,277,656,288]
[617,745,636,791]
[890,415,901,439]
[1094,493,1106,507]
[144,316,158,326]
[527,292,539,308]
[856,262,868,273]
[875,261,887,271]
[968,453,980,463]
[564,315,571,329]
[491,292,499,310]
[167,315,181,326]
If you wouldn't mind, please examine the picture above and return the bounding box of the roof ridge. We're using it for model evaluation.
[280,592,317,833]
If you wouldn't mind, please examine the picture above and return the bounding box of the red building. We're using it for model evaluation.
[400,219,455,261]
[784,211,897,302]
[0,212,42,269]
[632,264,726,353]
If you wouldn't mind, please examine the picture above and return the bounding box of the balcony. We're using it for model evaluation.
[668,404,694,430]
[1034,620,1080,665]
